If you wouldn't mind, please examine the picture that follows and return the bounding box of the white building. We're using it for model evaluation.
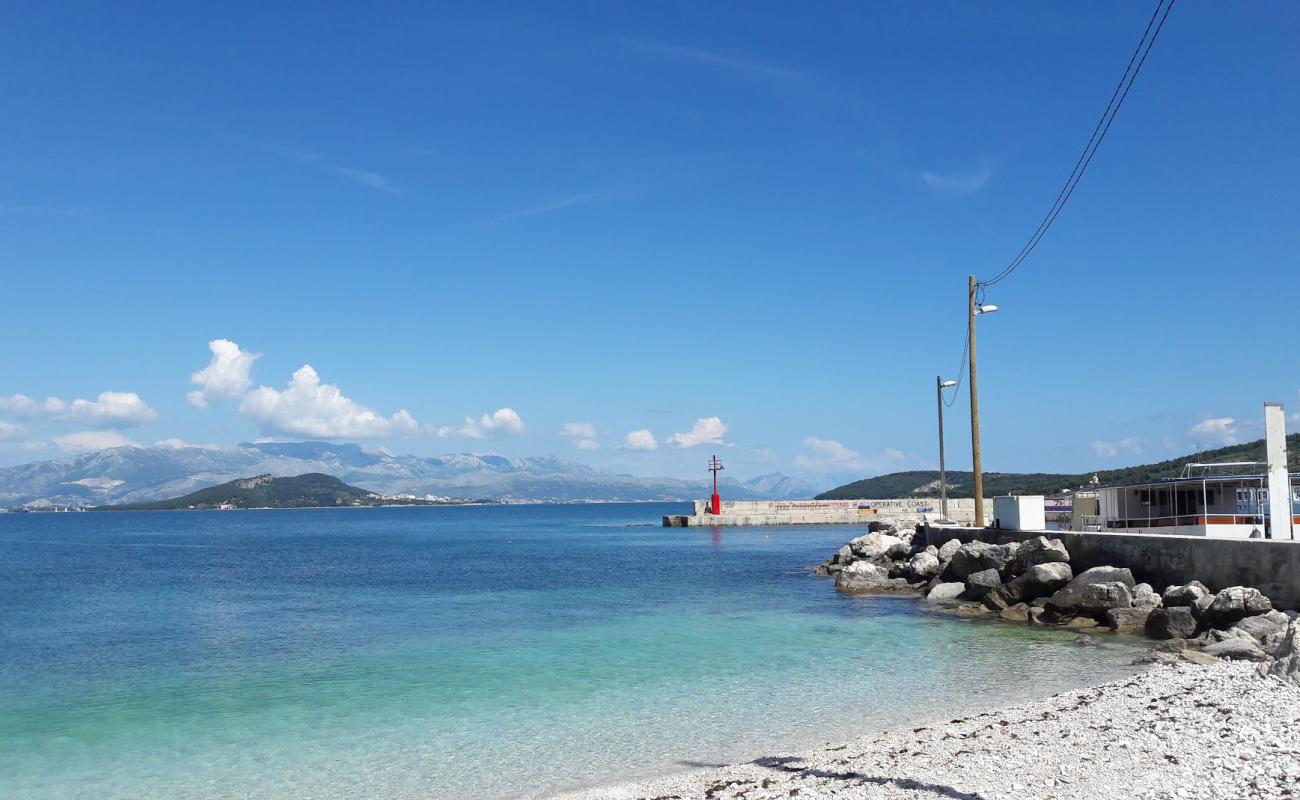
[1096,468,1300,539]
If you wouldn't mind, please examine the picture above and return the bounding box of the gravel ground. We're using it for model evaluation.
[546,662,1300,800]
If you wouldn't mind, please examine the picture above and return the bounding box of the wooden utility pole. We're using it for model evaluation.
[968,274,984,526]
[936,375,950,521]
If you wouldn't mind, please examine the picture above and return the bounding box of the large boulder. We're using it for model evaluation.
[1013,536,1070,572]
[1162,581,1211,608]
[1000,603,1031,623]
[1201,587,1273,628]
[1202,638,1268,662]
[946,541,1015,580]
[937,538,963,562]
[848,532,909,562]
[907,551,942,580]
[832,545,853,565]
[927,582,966,601]
[1047,567,1136,611]
[1079,582,1134,611]
[1106,606,1154,634]
[1131,583,1161,608]
[1146,606,1198,640]
[834,561,894,592]
[963,568,1002,600]
[1257,620,1300,688]
[1000,562,1073,603]
[1229,611,1290,644]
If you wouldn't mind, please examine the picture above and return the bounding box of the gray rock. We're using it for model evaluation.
[1229,611,1290,644]
[1079,581,1133,611]
[954,603,991,617]
[1076,566,1137,589]
[1106,606,1153,633]
[1162,581,1211,608]
[1000,603,1030,623]
[923,545,939,557]
[1191,593,1214,620]
[1257,620,1300,687]
[1132,582,1155,599]
[1000,562,1073,603]
[963,568,1002,600]
[1146,607,1198,640]
[848,532,909,562]
[834,561,893,592]
[1202,586,1273,628]
[1132,592,1162,608]
[937,538,962,562]
[833,545,853,564]
[1026,606,1048,625]
[1201,638,1268,662]
[946,541,1014,580]
[1048,567,1135,611]
[907,551,941,580]
[981,590,1010,611]
[926,582,966,601]
[1013,536,1070,572]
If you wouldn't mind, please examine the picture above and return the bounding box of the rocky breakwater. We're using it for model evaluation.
[814,525,1300,688]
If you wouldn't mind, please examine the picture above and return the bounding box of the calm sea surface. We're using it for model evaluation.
[0,504,1143,799]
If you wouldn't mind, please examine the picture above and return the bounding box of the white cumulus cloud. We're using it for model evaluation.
[240,364,421,439]
[561,422,597,439]
[0,421,24,440]
[560,421,598,450]
[1091,436,1145,459]
[53,430,141,452]
[624,429,658,451]
[436,407,525,439]
[0,391,158,428]
[188,339,260,409]
[1189,417,1238,447]
[155,438,220,450]
[669,417,727,448]
[794,436,908,473]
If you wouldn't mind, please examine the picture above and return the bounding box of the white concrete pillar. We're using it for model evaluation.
[1264,402,1293,540]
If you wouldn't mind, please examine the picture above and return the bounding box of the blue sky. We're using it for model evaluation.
[1,1,1297,484]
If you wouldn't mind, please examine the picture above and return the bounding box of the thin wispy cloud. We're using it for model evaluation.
[918,165,993,197]
[627,41,802,82]
[332,167,400,194]
[491,193,610,223]
[252,139,402,194]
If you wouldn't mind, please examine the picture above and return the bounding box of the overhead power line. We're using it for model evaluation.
[979,0,1178,290]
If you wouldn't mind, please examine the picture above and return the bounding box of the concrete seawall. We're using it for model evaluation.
[924,524,1300,610]
[664,498,979,527]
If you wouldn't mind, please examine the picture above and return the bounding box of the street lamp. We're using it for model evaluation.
[968,275,1000,527]
[936,377,957,521]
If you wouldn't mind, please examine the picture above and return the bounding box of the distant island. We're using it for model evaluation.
[818,434,1300,500]
[102,473,487,511]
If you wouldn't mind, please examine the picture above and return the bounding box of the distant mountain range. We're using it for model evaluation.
[816,435,1300,500]
[0,441,820,508]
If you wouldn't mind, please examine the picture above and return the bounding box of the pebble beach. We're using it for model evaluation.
[548,662,1300,800]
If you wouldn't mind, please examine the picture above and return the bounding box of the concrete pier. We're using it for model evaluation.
[664,498,978,527]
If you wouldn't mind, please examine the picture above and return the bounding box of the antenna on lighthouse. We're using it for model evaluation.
[707,454,725,515]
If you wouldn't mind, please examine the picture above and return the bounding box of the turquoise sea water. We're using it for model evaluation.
[0,504,1142,799]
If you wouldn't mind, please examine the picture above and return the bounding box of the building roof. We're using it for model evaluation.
[1098,473,1300,491]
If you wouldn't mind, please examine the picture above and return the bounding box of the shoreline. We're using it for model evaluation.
[544,661,1299,800]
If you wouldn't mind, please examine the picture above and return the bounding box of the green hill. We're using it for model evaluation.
[106,473,388,510]
[816,434,1300,500]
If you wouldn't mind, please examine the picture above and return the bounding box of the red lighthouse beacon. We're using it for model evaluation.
[707,454,724,515]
